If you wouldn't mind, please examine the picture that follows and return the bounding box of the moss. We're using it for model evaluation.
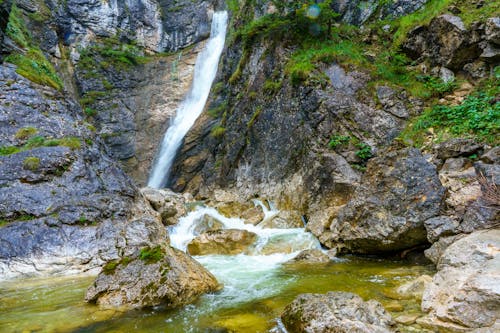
[0,136,82,156]
[139,246,165,264]
[263,79,282,94]
[247,107,262,129]
[15,127,37,140]
[102,260,120,275]
[6,4,30,49]
[210,125,227,138]
[23,156,40,171]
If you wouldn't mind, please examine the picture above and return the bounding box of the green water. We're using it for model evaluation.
[0,257,434,333]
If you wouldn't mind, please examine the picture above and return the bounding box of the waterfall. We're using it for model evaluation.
[148,11,228,188]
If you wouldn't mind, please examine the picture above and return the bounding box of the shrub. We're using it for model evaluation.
[355,143,373,160]
[23,156,40,171]
[328,135,351,149]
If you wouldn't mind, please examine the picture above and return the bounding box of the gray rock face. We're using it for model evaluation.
[327,148,445,254]
[403,15,482,69]
[281,292,395,333]
[420,230,500,331]
[485,17,500,45]
[0,64,165,279]
[55,0,218,53]
[85,246,220,309]
[424,216,459,243]
[141,187,188,225]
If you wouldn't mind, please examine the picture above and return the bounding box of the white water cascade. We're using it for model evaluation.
[168,204,322,308]
[148,11,228,188]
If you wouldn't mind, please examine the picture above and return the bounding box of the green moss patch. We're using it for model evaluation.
[139,246,165,264]
[0,136,82,156]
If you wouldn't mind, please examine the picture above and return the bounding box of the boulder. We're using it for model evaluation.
[259,210,304,229]
[485,17,500,45]
[480,43,500,63]
[420,230,500,331]
[286,249,331,264]
[424,234,465,264]
[424,216,460,243]
[433,138,483,160]
[397,275,433,300]
[328,148,445,253]
[85,246,220,309]
[281,292,395,333]
[240,206,264,225]
[141,187,187,226]
[187,229,257,255]
[192,214,224,236]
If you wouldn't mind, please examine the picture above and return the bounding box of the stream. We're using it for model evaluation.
[0,204,434,333]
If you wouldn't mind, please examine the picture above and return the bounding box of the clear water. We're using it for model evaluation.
[148,11,228,188]
[0,204,435,333]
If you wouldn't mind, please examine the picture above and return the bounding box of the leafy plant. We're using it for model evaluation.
[139,246,165,264]
[355,143,373,160]
[328,135,351,149]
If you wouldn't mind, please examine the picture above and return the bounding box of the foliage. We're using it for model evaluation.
[417,75,458,97]
[328,135,350,149]
[355,143,373,160]
[263,79,282,94]
[23,156,40,171]
[4,5,63,90]
[139,246,165,264]
[400,82,500,146]
[0,136,82,156]
[102,260,119,275]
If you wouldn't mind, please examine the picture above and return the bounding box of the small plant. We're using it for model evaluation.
[139,246,165,264]
[263,79,282,94]
[84,107,97,117]
[355,143,373,160]
[102,260,119,275]
[328,135,351,149]
[15,127,37,139]
[23,156,40,171]
[417,75,457,97]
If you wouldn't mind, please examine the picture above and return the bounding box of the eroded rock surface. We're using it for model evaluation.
[420,230,500,331]
[187,229,257,255]
[281,292,395,333]
[85,246,220,309]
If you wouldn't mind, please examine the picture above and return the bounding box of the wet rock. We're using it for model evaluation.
[259,210,303,229]
[385,301,404,312]
[281,292,395,333]
[187,229,257,255]
[141,187,187,226]
[424,216,459,243]
[192,214,224,235]
[85,246,219,309]
[397,275,433,300]
[395,314,420,325]
[287,249,331,264]
[329,147,445,254]
[421,230,500,331]
[240,206,264,225]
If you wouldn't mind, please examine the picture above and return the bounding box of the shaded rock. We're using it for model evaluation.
[485,17,500,45]
[187,229,257,255]
[287,249,331,264]
[397,275,433,300]
[480,43,500,63]
[141,187,187,226]
[281,291,394,333]
[424,216,460,243]
[85,246,219,309]
[463,60,490,79]
[434,138,483,160]
[424,234,466,264]
[329,147,445,254]
[421,230,500,330]
[481,147,500,164]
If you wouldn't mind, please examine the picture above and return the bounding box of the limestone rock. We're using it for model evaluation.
[187,229,257,255]
[485,17,500,45]
[424,235,465,264]
[397,275,433,300]
[287,249,331,264]
[85,246,220,309]
[192,214,224,236]
[433,138,483,160]
[421,230,500,330]
[141,187,187,226]
[424,216,460,243]
[329,147,445,254]
[281,292,395,333]
[481,147,500,164]
[259,210,304,229]
[240,206,264,225]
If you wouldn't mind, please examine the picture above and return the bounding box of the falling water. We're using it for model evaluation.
[148,11,228,188]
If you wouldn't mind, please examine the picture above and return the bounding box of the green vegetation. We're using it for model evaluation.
[328,135,350,149]
[84,107,97,117]
[139,246,165,264]
[23,156,40,171]
[0,136,82,156]
[4,5,63,90]
[15,127,37,140]
[400,79,500,146]
[210,125,227,138]
[102,260,120,274]
[355,143,373,160]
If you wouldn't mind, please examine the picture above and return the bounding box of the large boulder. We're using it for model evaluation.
[419,230,500,332]
[328,147,445,253]
[141,187,188,225]
[85,246,220,309]
[187,229,258,255]
[281,292,395,333]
